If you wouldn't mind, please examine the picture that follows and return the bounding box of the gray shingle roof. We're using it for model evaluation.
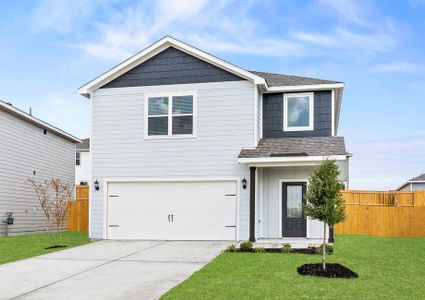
[409,173,425,182]
[76,138,90,150]
[251,71,342,87]
[239,137,347,158]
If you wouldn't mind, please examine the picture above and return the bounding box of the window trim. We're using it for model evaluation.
[76,152,81,166]
[283,92,314,132]
[144,91,197,139]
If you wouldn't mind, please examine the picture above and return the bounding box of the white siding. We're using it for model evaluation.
[0,109,75,236]
[90,81,255,239]
[75,151,91,185]
[256,90,262,143]
[259,160,349,239]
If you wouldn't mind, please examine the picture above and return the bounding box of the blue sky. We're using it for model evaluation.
[1,0,424,189]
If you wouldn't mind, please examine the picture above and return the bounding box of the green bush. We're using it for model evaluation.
[254,247,266,253]
[282,243,292,253]
[225,244,237,252]
[239,241,253,251]
[317,244,334,255]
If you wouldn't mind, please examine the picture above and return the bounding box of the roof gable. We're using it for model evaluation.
[101,46,244,89]
[78,36,266,97]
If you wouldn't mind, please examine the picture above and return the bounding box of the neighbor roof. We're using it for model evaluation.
[251,71,342,87]
[0,100,81,143]
[76,138,90,151]
[408,173,425,182]
[239,137,348,158]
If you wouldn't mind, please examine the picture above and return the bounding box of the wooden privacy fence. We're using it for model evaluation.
[335,190,425,237]
[67,186,89,232]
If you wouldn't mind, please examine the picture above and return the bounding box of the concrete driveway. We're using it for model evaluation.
[0,240,228,300]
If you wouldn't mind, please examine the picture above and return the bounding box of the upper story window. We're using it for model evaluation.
[145,92,196,138]
[76,152,81,166]
[283,92,314,131]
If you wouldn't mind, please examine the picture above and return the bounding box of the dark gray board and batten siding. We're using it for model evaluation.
[102,47,245,88]
[262,91,332,138]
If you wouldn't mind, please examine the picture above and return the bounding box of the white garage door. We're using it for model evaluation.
[107,180,237,240]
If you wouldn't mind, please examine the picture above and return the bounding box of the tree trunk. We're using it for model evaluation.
[323,222,327,270]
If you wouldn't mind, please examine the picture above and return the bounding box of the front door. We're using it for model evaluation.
[282,182,306,237]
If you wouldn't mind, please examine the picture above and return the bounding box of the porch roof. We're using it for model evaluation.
[238,137,350,164]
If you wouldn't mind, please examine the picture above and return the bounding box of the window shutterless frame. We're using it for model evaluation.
[144,91,197,139]
[283,92,314,132]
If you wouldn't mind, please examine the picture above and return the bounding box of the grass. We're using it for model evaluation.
[162,235,425,299]
[0,231,90,265]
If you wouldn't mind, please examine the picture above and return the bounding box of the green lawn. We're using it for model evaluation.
[0,231,90,265]
[162,235,425,299]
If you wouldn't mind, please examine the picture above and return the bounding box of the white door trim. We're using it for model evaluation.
[278,179,309,238]
[102,177,241,240]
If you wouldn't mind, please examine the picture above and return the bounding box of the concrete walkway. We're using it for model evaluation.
[0,240,228,300]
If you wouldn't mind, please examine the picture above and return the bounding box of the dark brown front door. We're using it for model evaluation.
[282,182,306,237]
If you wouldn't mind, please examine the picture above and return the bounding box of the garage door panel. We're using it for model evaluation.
[107,181,237,240]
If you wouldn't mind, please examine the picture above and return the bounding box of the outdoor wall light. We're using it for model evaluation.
[242,178,247,190]
[94,180,100,191]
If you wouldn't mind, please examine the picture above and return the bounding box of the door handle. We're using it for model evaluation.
[168,214,170,222]
[171,214,174,222]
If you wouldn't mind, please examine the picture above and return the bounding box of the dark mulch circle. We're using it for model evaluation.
[45,245,67,250]
[297,263,358,278]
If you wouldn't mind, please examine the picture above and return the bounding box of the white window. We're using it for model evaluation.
[283,92,314,131]
[145,92,196,138]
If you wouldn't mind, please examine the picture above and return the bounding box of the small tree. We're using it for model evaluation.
[304,160,346,270]
[28,178,74,247]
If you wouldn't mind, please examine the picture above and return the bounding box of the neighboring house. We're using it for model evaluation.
[76,138,91,186]
[397,173,425,191]
[0,100,80,236]
[78,36,350,243]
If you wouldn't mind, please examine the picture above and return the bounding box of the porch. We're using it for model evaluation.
[238,137,350,243]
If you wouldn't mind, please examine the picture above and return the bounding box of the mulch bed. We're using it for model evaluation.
[236,248,320,254]
[297,263,358,278]
[45,245,67,250]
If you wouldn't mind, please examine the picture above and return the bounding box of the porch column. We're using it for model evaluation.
[249,166,256,242]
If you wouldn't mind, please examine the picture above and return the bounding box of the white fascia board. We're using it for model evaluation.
[78,36,267,98]
[238,155,348,164]
[0,101,81,143]
[266,83,344,93]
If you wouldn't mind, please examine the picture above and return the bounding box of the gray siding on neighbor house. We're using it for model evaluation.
[0,109,75,236]
[399,182,425,191]
[262,91,332,138]
[90,81,255,240]
[102,47,245,89]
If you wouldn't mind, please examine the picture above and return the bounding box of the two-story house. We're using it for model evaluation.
[78,36,350,243]
[0,100,80,236]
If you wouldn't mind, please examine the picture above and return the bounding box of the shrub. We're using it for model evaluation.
[225,244,237,252]
[254,247,266,253]
[282,243,292,253]
[239,241,253,251]
[317,244,334,255]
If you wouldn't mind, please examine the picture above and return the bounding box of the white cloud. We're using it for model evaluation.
[32,0,403,62]
[370,62,422,73]
[316,0,368,26]
[33,0,106,34]
[348,137,425,189]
